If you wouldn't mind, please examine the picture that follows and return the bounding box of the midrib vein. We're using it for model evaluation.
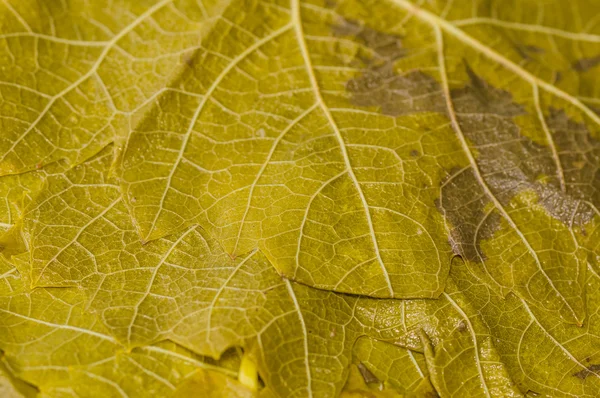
[291,0,394,297]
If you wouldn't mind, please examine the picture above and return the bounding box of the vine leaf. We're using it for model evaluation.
[1,0,600,396]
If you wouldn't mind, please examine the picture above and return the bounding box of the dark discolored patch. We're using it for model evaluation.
[573,55,600,72]
[410,149,419,157]
[347,68,446,116]
[524,45,545,54]
[357,362,379,384]
[514,44,545,62]
[333,19,405,61]
[453,62,525,117]
[437,167,501,261]
[439,66,598,257]
[181,51,196,68]
[553,71,563,85]
[450,65,594,226]
[440,65,599,258]
[573,364,600,380]
[549,109,600,212]
[335,18,446,116]
[438,66,544,259]
[533,186,593,226]
[457,320,468,332]
[337,21,600,261]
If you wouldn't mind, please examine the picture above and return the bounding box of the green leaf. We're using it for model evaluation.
[117,0,462,299]
[2,0,600,396]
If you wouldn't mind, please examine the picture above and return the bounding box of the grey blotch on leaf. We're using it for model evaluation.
[437,167,501,261]
[548,108,600,212]
[573,364,600,380]
[572,54,600,72]
[356,362,380,384]
[443,66,597,254]
[335,18,446,117]
[335,15,600,260]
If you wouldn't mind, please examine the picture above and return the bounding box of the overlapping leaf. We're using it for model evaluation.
[6,147,594,397]
[6,148,436,396]
[1,0,600,396]
[0,255,242,397]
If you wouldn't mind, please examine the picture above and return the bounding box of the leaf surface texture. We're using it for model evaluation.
[1,0,600,396]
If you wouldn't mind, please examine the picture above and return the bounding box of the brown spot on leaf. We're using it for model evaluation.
[333,19,404,61]
[462,61,495,106]
[452,63,524,116]
[514,44,545,62]
[335,18,446,116]
[553,71,563,84]
[548,108,600,215]
[181,51,195,68]
[437,168,501,261]
[449,65,594,226]
[444,66,596,256]
[347,68,446,116]
[524,45,545,54]
[573,55,600,72]
[339,22,600,264]
[357,362,379,384]
[457,320,468,332]
[573,364,600,380]
[438,65,543,260]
